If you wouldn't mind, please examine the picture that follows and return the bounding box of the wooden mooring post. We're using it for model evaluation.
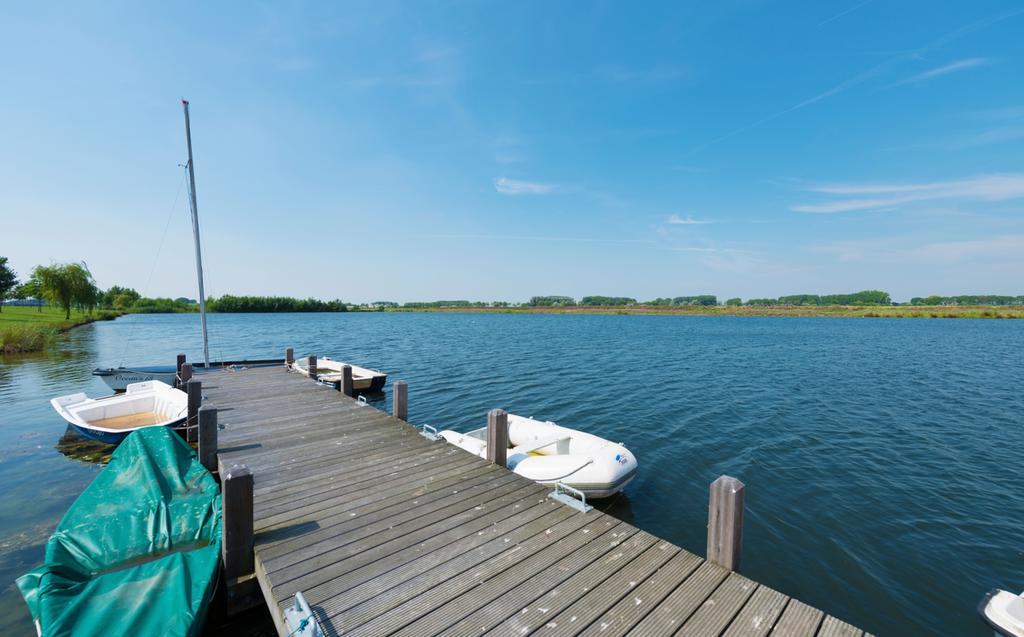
[220,461,258,613]
[197,405,217,473]
[487,408,508,467]
[186,379,201,443]
[285,347,294,366]
[308,354,318,381]
[180,362,193,388]
[393,380,408,421]
[338,364,353,396]
[175,354,186,388]
[707,475,745,571]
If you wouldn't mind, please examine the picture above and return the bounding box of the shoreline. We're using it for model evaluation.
[381,304,1024,319]
[0,308,123,355]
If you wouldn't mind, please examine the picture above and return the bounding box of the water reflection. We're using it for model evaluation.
[55,428,115,465]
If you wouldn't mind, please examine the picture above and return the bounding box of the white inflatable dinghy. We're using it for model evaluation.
[438,413,636,498]
[979,589,1024,636]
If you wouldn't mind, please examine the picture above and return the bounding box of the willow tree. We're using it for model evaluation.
[33,262,97,319]
[0,256,17,313]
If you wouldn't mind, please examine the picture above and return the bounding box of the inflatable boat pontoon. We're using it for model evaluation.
[438,413,637,498]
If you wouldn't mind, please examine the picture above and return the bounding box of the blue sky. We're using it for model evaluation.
[2,1,1023,303]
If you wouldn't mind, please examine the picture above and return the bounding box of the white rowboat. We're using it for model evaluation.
[50,381,188,445]
[290,356,387,393]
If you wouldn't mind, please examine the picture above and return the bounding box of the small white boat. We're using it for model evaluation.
[438,414,637,498]
[979,589,1024,636]
[50,381,188,444]
[290,356,387,393]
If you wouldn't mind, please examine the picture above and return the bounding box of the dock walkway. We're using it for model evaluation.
[203,365,869,637]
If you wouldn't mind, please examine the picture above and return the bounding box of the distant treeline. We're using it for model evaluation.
[207,295,348,313]
[375,290,1024,308]
[744,290,892,306]
[78,284,1024,315]
[909,295,1024,306]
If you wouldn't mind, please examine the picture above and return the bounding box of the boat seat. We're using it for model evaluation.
[510,435,571,455]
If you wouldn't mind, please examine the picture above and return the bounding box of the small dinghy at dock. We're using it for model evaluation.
[291,355,388,393]
[979,589,1024,636]
[438,413,637,498]
[17,427,221,637]
[50,381,187,444]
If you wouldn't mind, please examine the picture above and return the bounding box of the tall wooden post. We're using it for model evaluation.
[340,364,353,397]
[186,379,201,443]
[393,381,408,421]
[487,409,508,467]
[220,462,254,583]
[198,405,218,473]
[707,475,745,571]
[180,362,193,387]
[285,347,294,366]
[175,354,186,388]
[308,355,318,381]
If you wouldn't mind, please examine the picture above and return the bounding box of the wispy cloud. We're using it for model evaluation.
[793,173,1024,213]
[592,65,689,84]
[887,57,993,88]
[817,0,874,28]
[667,214,715,225]
[494,177,556,195]
[670,246,751,253]
[687,8,1024,153]
[432,233,653,245]
[815,235,1024,263]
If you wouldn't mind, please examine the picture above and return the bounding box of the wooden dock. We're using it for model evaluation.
[199,363,870,637]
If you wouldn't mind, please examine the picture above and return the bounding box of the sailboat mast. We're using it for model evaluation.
[181,99,210,368]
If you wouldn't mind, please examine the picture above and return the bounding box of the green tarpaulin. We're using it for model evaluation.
[18,427,222,637]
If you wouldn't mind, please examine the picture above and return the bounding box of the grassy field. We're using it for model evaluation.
[0,305,121,354]
[387,304,1024,319]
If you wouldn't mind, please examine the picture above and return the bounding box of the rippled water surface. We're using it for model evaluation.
[1,312,1021,635]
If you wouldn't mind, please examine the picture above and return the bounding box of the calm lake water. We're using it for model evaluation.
[1,312,1021,635]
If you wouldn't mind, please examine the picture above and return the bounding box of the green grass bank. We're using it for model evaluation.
[0,306,121,354]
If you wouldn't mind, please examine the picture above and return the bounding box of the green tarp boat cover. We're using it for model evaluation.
[17,427,222,637]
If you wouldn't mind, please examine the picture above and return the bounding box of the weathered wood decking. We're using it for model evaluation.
[203,365,870,637]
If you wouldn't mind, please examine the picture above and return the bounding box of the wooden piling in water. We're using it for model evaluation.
[175,354,186,388]
[220,461,256,613]
[308,354,318,381]
[186,379,201,443]
[285,347,294,366]
[707,475,745,571]
[180,362,193,387]
[198,405,217,473]
[340,364,353,397]
[393,380,408,421]
[487,408,508,467]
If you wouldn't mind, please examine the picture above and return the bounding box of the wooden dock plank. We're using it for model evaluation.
[628,561,730,637]
[721,584,789,636]
[677,572,757,636]
[313,502,574,618]
[534,538,682,637]
[771,599,825,637]
[816,615,864,637]
[198,365,867,637]
[576,548,703,637]
[484,530,661,636]
[435,522,638,637]
[336,513,607,637]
